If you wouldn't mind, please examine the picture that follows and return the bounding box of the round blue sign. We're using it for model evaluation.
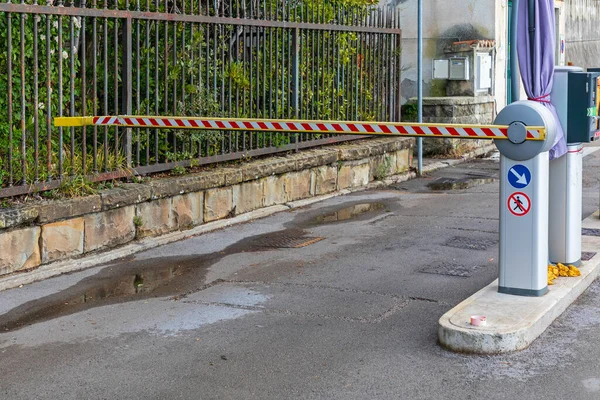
[507,164,531,189]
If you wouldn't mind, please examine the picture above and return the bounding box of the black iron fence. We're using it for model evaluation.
[0,0,402,198]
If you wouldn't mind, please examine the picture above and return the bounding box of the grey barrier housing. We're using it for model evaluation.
[494,101,558,296]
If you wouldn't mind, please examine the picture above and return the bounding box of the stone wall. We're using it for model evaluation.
[406,96,495,156]
[0,138,413,278]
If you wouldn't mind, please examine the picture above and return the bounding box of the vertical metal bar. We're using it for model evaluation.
[145,2,151,165]
[114,1,120,163]
[58,10,64,178]
[7,11,12,185]
[417,0,423,174]
[311,25,315,120]
[33,2,39,182]
[232,23,239,152]
[122,17,133,167]
[268,25,272,119]
[249,25,253,121]
[220,21,225,153]
[291,27,300,148]
[388,25,395,121]
[228,23,233,152]
[154,0,159,163]
[92,1,98,172]
[136,0,141,167]
[274,26,278,120]
[171,11,177,158]
[81,9,88,176]
[527,0,535,86]
[331,26,336,130]
[20,5,26,184]
[46,12,52,179]
[172,9,177,113]
[227,26,232,154]
[241,23,246,120]
[103,6,108,171]
[362,31,368,120]
[261,26,266,146]
[315,27,320,119]
[69,9,75,177]
[163,17,168,160]
[396,9,402,122]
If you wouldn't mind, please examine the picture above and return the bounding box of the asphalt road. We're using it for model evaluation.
[1,148,600,400]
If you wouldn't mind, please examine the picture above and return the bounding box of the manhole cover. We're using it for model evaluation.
[420,261,484,277]
[254,235,324,249]
[582,252,597,261]
[582,228,600,237]
[444,236,497,251]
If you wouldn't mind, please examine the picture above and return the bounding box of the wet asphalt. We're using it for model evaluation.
[1,148,600,400]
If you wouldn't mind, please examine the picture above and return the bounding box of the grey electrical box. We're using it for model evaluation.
[448,57,469,80]
[566,71,600,143]
[433,59,449,79]
[475,53,492,91]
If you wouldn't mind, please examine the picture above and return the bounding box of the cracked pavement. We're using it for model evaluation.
[1,148,600,399]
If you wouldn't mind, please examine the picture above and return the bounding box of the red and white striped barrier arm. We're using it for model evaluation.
[54,116,546,141]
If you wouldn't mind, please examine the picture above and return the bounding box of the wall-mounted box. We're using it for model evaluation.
[433,59,449,79]
[475,53,492,91]
[448,57,469,80]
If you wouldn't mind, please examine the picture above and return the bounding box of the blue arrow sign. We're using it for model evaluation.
[508,164,531,189]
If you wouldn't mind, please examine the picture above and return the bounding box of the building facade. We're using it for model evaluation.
[389,0,597,110]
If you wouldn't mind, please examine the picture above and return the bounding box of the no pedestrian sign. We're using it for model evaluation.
[508,192,531,217]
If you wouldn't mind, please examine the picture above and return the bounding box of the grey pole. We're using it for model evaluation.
[417,0,423,174]
[510,0,520,103]
[528,0,535,85]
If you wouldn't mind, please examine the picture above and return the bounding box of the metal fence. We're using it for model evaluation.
[0,0,402,198]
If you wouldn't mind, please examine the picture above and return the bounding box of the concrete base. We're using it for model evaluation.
[438,212,600,354]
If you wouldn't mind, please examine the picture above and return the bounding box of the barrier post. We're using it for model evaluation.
[494,100,558,296]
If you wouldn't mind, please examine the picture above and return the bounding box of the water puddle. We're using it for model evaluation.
[0,228,320,333]
[1,201,390,333]
[313,203,386,223]
[428,176,496,191]
[0,255,215,333]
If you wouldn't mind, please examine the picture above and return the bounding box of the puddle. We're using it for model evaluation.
[428,176,496,191]
[0,227,321,333]
[0,255,214,333]
[313,203,386,223]
[1,201,390,333]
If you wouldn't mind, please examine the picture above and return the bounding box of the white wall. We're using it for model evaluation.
[381,0,508,109]
[564,0,600,69]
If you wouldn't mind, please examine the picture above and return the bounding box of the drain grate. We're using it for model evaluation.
[254,235,324,249]
[444,236,497,251]
[582,228,600,237]
[420,261,484,277]
[582,252,597,261]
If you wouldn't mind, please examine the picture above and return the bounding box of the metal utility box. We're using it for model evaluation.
[589,68,600,135]
[566,71,600,143]
[448,57,469,80]
[552,67,600,143]
[433,59,450,79]
[475,53,492,91]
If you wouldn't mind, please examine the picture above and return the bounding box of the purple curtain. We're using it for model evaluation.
[517,0,566,159]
